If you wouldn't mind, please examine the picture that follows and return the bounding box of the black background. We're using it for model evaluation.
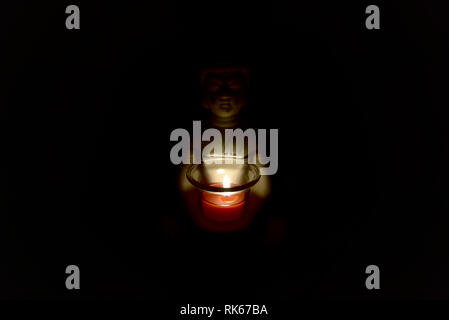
[3,0,449,301]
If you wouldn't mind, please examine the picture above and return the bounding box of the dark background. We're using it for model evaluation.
[3,0,449,301]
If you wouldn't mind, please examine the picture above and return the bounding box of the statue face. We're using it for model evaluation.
[202,70,249,119]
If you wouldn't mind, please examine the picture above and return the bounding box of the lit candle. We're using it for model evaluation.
[201,174,247,222]
[186,159,260,228]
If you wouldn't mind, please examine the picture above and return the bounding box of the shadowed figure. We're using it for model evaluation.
[177,62,272,232]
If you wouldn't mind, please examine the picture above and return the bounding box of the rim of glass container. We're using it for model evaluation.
[186,162,261,193]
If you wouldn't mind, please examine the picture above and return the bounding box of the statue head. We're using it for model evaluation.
[200,63,250,122]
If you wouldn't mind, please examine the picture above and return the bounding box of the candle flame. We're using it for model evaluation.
[223,174,231,188]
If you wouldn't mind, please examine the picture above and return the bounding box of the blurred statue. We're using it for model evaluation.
[177,62,271,232]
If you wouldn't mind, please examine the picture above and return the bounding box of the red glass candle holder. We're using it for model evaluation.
[186,157,260,223]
